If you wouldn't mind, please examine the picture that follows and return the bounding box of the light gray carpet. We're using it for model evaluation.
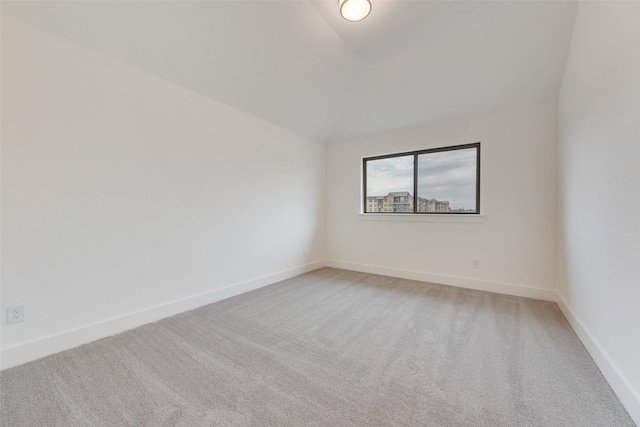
[1,268,635,426]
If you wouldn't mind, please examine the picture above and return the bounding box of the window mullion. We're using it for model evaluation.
[413,154,418,213]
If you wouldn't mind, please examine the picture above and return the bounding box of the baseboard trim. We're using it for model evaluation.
[328,260,638,423]
[555,293,640,425]
[0,261,326,371]
[4,260,637,425]
[326,260,557,301]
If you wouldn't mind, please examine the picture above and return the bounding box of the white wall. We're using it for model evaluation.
[557,1,640,422]
[326,103,558,299]
[1,16,325,368]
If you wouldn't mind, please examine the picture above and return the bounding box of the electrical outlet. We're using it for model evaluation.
[7,305,25,324]
[472,260,480,269]
[302,249,308,259]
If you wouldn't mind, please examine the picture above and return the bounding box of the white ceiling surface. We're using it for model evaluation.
[2,1,578,142]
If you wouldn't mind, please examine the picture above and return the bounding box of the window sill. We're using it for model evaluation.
[357,213,487,223]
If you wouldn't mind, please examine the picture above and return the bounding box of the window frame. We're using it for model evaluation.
[362,142,481,215]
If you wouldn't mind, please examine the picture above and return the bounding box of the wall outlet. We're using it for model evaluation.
[472,260,480,269]
[7,305,25,324]
[302,249,308,259]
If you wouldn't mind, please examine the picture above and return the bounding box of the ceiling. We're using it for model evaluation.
[2,1,578,142]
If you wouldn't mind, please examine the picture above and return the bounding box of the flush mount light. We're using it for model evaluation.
[340,0,372,22]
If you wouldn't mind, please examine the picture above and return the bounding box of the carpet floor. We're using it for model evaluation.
[0,268,635,426]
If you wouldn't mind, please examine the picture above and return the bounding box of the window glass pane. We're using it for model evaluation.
[417,148,477,213]
[366,155,413,213]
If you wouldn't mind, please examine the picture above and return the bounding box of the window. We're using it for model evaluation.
[363,143,480,214]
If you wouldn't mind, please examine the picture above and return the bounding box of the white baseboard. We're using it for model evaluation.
[328,260,638,423]
[326,260,557,301]
[4,260,637,426]
[555,293,640,425]
[0,261,326,371]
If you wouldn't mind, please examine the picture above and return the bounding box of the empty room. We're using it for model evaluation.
[1,0,638,426]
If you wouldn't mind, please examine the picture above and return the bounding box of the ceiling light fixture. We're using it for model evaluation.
[339,0,372,22]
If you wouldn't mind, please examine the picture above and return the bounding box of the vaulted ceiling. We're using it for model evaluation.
[2,1,578,142]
